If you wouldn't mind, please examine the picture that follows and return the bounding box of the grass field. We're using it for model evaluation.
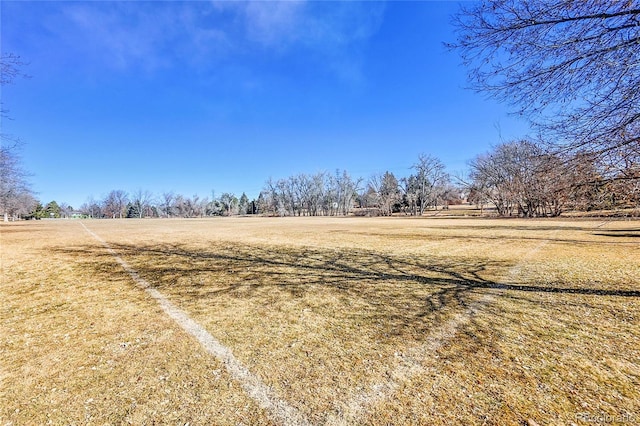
[1,217,639,425]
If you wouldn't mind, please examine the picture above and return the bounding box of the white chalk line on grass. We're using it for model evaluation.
[324,238,553,426]
[80,222,310,426]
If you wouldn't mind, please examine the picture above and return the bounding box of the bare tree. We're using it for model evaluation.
[329,170,361,216]
[369,172,400,216]
[307,172,327,216]
[1,53,29,119]
[196,195,209,217]
[173,194,199,218]
[159,192,175,218]
[264,178,294,217]
[469,140,572,217]
[103,190,128,219]
[58,202,73,218]
[451,1,640,174]
[410,154,449,214]
[219,192,238,216]
[260,171,360,217]
[0,142,33,221]
[80,196,103,218]
[130,189,153,218]
[1,55,32,221]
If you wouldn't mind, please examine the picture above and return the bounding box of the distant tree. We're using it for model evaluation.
[219,192,239,216]
[440,183,464,208]
[451,1,640,176]
[44,201,61,218]
[6,192,38,220]
[196,195,209,218]
[130,189,153,218]
[264,178,291,217]
[1,54,33,221]
[369,172,400,216]
[125,202,138,219]
[256,190,273,216]
[207,197,224,216]
[260,171,361,217]
[58,202,73,218]
[26,201,45,220]
[103,190,128,219]
[160,192,175,218]
[0,142,33,221]
[409,154,449,214]
[192,194,202,217]
[400,174,418,215]
[309,173,327,216]
[356,184,379,216]
[80,197,102,218]
[173,194,186,217]
[173,194,199,218]
[238,192,250,215]
[469,140,572,217]
[327,170,361,216]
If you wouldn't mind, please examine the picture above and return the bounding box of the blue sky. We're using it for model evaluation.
[2,1,530,208]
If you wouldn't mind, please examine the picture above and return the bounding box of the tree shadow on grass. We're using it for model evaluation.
[54,241,640,340]
[593,229,640,238]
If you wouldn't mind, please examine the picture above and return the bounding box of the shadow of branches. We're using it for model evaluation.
[54,241,639,339]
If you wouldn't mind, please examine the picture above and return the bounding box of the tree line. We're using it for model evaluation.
[255,155,459,217]
[466,140,639,217]
[23,154,460,219]
[15,143,639,221]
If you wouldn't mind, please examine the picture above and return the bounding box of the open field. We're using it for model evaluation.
[1,217,639,425]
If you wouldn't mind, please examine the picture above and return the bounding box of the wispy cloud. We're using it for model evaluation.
[7,1,386,83]
[236,2,385,51]
[234,1,387,82]
[58,3,232,72]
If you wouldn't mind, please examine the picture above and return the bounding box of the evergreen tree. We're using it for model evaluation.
[44,201,61,218]
[239,192,250,215]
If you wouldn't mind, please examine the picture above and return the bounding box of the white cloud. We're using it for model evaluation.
[237,1,386,50]
[243,1,306,47]
[236,1,386,83]
[10,1,386,83]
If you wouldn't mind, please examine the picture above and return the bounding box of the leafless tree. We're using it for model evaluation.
[103,190,128,219]
[260,170,360,217]
[1,54,33,221]
[159,191,175,218]
[1,53,29,119]
[80,196,103,218]
[451,1,640,174]
[330,170,361,216]
[369,172,400,216]
[469,140,573,217]
[307,172,327,216]
[410,154,449,214]
[196,195,209,217]
[173,194,200,218]
[58,202,74,218]
[219,192,238,216]
[0,141,33,221]
[130,189,154,218]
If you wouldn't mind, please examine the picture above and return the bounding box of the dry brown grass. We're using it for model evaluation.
[1,217,638,425]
